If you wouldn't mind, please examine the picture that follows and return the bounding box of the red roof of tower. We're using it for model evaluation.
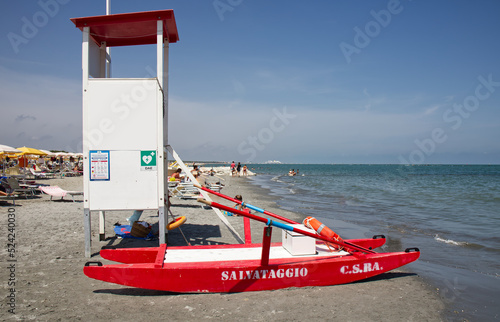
[70,9,179,47]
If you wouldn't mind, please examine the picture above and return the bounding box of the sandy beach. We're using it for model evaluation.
[1,173,445,321]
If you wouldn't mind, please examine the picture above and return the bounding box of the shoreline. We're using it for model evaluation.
[242,173,457,318]
[1,174,445,321]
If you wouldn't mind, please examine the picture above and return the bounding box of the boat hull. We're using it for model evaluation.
[85,246,419,293]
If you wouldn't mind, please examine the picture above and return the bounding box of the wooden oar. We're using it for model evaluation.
[194,184,297,224]
[197,199,376,255]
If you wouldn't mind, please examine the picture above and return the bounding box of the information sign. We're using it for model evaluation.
[89,150,110,180]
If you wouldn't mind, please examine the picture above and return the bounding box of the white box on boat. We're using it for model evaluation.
[282,225,317,255]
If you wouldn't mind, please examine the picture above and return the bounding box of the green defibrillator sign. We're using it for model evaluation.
[140,150,157,170]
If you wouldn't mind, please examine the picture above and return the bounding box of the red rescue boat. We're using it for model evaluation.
[84,188,420,293]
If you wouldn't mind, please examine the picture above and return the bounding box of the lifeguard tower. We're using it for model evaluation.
[71,10,179,257]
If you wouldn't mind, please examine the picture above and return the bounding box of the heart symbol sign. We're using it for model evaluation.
[142,155,152,165]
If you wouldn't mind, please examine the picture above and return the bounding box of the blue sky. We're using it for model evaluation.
[1,0,499,164]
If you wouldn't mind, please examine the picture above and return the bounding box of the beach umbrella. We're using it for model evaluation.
[39,149,55,157]
[15,147,48,172]
[54,152,74,160]
[16,146,48,156]
[0,144,22,154]
[0,145,22,174]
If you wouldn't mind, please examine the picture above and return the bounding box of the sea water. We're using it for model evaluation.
[245,164,499,321]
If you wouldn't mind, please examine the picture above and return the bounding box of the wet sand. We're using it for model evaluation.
[1,174,445,321]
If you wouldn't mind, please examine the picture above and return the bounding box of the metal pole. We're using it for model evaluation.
[105,0,111,77]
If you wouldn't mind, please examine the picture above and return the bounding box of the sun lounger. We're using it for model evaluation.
[206,182,224,193]
[4,178,37,198]
[39,186,83,202]
[168,182,201,199]
[28,168,48,179]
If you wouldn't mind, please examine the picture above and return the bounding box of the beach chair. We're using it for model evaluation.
[29,168,50,179]
[0,181,19,205]
[59,166,82,177]
[206,182,224,193]
[39,186,83,202]
[4,177,37,198]
[168,182,201,199]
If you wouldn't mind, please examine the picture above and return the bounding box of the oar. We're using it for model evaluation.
[197,199,375,255]
[195,184,373,253]
[193,184,297,224]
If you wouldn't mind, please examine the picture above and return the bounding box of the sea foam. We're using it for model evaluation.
[434,234,467,246]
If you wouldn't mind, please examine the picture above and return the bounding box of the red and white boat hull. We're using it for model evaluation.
[85,242,419,293]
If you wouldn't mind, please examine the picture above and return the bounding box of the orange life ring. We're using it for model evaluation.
[302,216,343,250]
[167,216,186,230]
